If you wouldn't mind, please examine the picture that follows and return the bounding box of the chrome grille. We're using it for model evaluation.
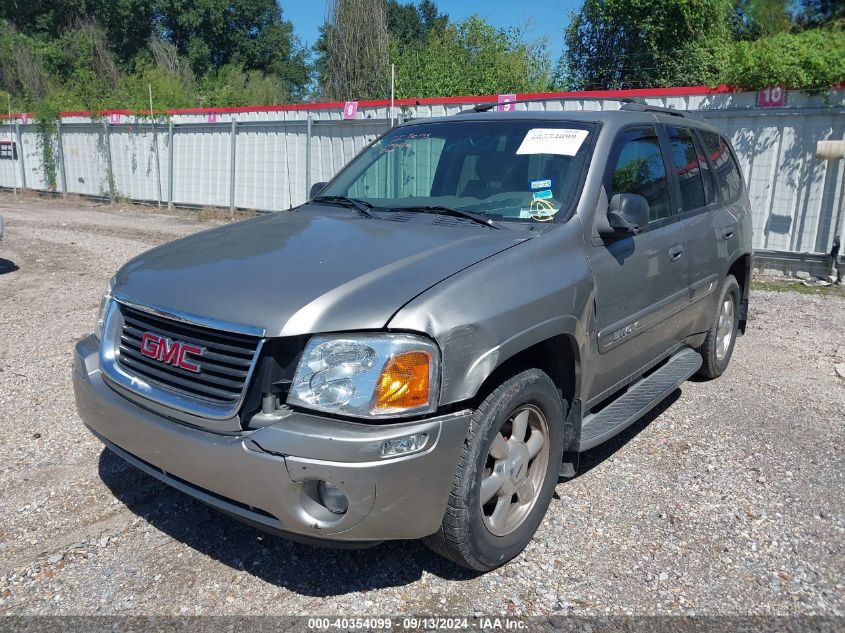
[115,304,261,407]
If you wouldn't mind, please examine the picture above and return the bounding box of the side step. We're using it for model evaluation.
[579,348,702,451]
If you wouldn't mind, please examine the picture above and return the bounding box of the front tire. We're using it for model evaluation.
[424,368,565,571]
[696,274,740,379]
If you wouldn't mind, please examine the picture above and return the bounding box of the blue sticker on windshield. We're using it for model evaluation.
[529,179,552,190]
[532,189,553,201]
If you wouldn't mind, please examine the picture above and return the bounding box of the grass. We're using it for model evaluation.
[752,276,845,298]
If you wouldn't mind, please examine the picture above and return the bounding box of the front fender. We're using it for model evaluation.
[388,220,593,406]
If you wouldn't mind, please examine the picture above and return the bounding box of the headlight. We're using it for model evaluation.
[288,333,440,418]
[94,277,115,340]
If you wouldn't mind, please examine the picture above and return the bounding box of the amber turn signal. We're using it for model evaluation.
[374,351,431,411]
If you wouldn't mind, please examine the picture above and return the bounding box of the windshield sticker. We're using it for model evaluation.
[529,179,552,190]
[532,189,553,201]
[516,128,589,156]
[531,207,557,220]
[374,131,432,154]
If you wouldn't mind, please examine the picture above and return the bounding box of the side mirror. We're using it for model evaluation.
[309,182,328,199]
[604,193,649,236]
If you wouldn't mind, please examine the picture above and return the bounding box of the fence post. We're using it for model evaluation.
[56,120,67,196]
[167,119,174,209]
[102,119,115,202]
[229,119,237,216]
[305,114,312,200]
[14,122,26,189]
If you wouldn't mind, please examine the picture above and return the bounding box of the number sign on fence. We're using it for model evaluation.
[757,86,787,108]
[343,101,359,120]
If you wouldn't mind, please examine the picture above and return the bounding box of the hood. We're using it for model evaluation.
[113,207,528,337]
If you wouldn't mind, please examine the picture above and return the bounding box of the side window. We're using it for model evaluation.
[608,127,671,223]
[667,127,707,212]
[692,132,717,205]
[701,131,743,203]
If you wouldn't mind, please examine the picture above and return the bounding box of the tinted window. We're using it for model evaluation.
[609,128,671,222]
[701,131,743,203]
[668,127,707,212]
[692,132,717,205]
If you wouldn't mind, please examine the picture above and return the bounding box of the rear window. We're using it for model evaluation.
[700,131,744,203]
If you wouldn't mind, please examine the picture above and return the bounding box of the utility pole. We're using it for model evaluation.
[7,95,16,196]
[149,84,162,208]
[390,63,395,127]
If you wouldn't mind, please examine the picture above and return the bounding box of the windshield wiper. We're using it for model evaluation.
[391,205,500,229]
[312,195,377,219]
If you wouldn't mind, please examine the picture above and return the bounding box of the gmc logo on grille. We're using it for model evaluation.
[140,332,205,373]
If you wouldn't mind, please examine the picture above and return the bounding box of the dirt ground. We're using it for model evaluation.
[0,193,843,618]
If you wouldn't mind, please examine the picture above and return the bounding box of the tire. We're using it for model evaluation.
[423,368,565,571]
[696,274,741,379]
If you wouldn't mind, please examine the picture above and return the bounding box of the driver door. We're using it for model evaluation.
[586,125,690,403]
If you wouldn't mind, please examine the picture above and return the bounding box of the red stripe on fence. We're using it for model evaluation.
[42,84,736,119]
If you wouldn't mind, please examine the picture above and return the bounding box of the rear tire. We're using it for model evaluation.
[696,274,740,379]
[423,368,565,571]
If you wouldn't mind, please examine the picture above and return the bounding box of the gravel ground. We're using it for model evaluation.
[0,193,843,618]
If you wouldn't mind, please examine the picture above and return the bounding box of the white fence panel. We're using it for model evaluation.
[3,88,844,257]
[109,123,168,203]
[171,126,230,207]
[62,124,110,197]
[235,121,307,212]
[0,127,19,189]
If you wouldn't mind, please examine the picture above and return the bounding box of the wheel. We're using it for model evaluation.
[424,368,565,571]
[696,274,740,379]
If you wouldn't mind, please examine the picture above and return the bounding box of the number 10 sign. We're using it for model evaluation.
[758,86,786,108]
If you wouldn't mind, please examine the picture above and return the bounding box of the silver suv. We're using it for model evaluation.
[73,104,752,571]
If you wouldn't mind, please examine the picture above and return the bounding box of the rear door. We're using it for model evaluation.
[587,125,689,402]
[667,126,741,334]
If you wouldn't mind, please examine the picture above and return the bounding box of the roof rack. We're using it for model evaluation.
[618,98,690,118]
[454,96,567,114]
[454,95,694,116]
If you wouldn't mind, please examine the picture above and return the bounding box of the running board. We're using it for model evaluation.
[579,348,702,451]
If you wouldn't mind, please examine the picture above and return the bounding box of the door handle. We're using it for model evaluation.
[669,244,684,262]
[722,228,735,240]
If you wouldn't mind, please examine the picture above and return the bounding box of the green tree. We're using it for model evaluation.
[387,0,448,51]
[317,0,391,100]
[154,0,308,95]
[394,16,552,98]
[732,0,792,40]
[723,25,845,91]
[563,0,734,90]
[796,0,845,27]
[0,0,156,63]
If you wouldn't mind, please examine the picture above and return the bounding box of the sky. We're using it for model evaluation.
[281,0,580,62]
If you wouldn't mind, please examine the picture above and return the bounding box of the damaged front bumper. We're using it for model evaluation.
[73,335,470,543]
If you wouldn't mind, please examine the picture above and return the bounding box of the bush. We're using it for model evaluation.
[723,26,845,92]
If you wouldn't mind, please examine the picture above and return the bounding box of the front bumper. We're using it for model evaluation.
[73,335,470,542]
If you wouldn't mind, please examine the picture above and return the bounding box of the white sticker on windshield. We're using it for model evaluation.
[516,128,588,156]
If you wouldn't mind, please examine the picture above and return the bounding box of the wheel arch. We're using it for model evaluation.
[728,253,752,333]
[459,331,582,474]
[468,333,580,409]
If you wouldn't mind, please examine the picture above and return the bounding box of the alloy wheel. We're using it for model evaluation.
[479,404,550,537]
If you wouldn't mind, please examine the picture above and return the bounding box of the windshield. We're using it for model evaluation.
[320,120,594,223]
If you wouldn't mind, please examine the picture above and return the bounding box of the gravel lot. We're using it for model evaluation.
[0,193,843,618]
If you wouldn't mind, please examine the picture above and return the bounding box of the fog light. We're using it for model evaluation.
[317,480,348,515]
[380,433,428,458]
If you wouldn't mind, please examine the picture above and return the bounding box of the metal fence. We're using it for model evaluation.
[1,88,844,259]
